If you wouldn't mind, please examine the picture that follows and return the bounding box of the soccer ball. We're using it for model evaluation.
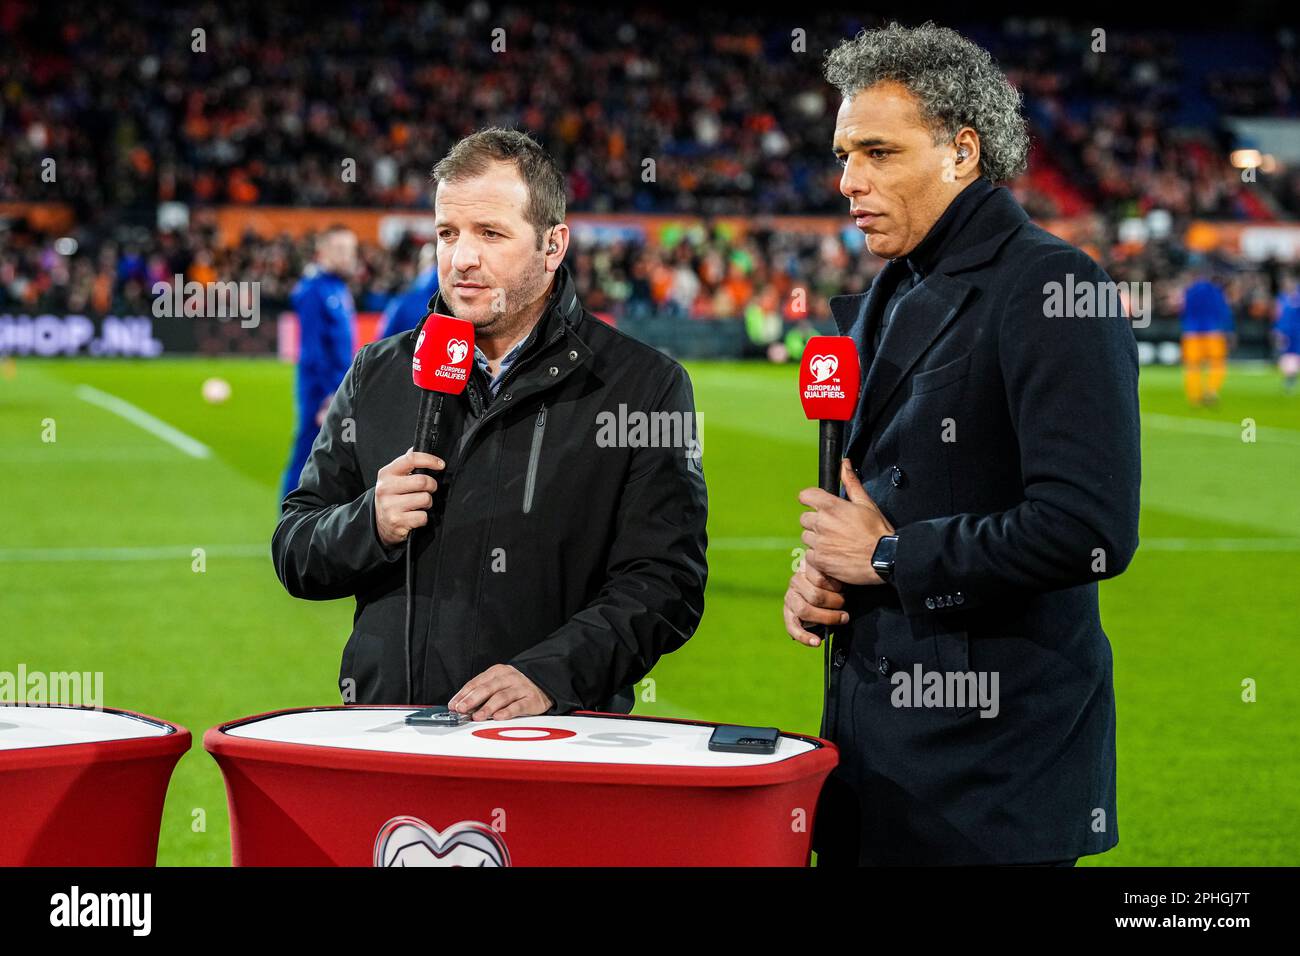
[201,377,232,404]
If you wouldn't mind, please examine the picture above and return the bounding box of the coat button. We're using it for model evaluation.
[568,350,579,361]
[925,597,936,610]
[502,392,512,401]
[832,649,846,669]
[877,656,892,676]
[890,465,904,487]
[548,366,559,376]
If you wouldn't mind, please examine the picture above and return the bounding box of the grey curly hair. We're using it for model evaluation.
[823,21,1030,182]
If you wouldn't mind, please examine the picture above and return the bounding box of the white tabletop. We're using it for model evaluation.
[224,709,817,767]
[0,705,171,751]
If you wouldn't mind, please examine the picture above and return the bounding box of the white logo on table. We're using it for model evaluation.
[447,338,469,364]
[808,354,838,382]
[374,816,510,867]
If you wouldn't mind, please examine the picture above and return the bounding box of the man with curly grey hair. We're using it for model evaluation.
[785,22,1141,866]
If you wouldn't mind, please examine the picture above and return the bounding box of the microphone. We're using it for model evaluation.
[798,336,862,741]
[412,313,475,460]
[404,313,475,704]
[799,336,861,498]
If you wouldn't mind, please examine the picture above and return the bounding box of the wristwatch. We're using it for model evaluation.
[871,534,899,582]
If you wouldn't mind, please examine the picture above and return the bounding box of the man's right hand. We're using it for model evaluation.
[783,559,850,647]
[375,448,445,546]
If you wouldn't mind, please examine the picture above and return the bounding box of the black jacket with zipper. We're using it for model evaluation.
[271,264,708,714]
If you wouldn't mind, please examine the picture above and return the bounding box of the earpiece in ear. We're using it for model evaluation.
[956,148,969,163]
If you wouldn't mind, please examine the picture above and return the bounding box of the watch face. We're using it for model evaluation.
[873,535,898,572]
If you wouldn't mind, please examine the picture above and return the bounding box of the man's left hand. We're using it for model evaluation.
[798,458,896,586]
[449,664,553,720]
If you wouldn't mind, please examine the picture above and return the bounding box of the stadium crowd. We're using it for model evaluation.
[0,215,1286,339]
[0,2,1295,339]
[2,2,1297,218]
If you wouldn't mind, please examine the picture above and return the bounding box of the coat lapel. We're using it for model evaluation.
[836,187,1030,464]
[844,272,973,465]
[830,259,906,457]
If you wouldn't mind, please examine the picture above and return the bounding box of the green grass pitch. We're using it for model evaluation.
[1,356,1296,865]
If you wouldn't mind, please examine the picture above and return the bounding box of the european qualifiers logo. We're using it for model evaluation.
[798,336,860,422]
[412,320,474,387]
[373,816,511,867]
[808,353,839,384]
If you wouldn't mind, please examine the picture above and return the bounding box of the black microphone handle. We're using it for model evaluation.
[412,391,445,471]
[811,418,845,642]
[814,419,845,744]
[818,419,844,494]
[405,390,446,705]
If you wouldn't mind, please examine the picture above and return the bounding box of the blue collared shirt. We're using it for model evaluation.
[473,337,527,396]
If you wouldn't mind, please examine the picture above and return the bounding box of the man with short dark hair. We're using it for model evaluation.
[274,128,708,719]
[785,23,1141,866]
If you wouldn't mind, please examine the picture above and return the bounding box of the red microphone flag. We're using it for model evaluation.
[413,314,476,394]
[798,336,861,421]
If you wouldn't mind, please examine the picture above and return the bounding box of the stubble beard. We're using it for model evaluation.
[462,262,552,345]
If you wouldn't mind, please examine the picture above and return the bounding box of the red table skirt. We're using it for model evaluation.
[0,706,190,866]
[206,707,838,866]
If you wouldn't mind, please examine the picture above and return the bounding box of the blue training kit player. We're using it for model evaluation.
[281,244,356,500]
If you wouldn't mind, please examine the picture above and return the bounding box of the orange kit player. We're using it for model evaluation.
[1180,271,1234,408]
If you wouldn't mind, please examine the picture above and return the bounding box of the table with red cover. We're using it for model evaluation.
[205,706,838,866]
[0,703,190,865]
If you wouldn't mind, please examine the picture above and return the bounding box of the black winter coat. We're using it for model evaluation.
[272,264,708,714]
[814,182,1141,865]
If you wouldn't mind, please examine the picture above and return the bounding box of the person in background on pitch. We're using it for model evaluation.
[1180,263,1235,408]
[1272,271,1300,394]
[280,224,358,500]
[784,22,1140,867]
[272,128,707,720]
[379,241,440,339]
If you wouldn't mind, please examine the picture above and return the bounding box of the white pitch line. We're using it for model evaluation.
[75,385,211,459]
[1143,412,1300,446]
[710,537,799,550]
[0,448,182,463]
[3,538,1298,564]
[0,544,267,563]
[1136,538,1300,552]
